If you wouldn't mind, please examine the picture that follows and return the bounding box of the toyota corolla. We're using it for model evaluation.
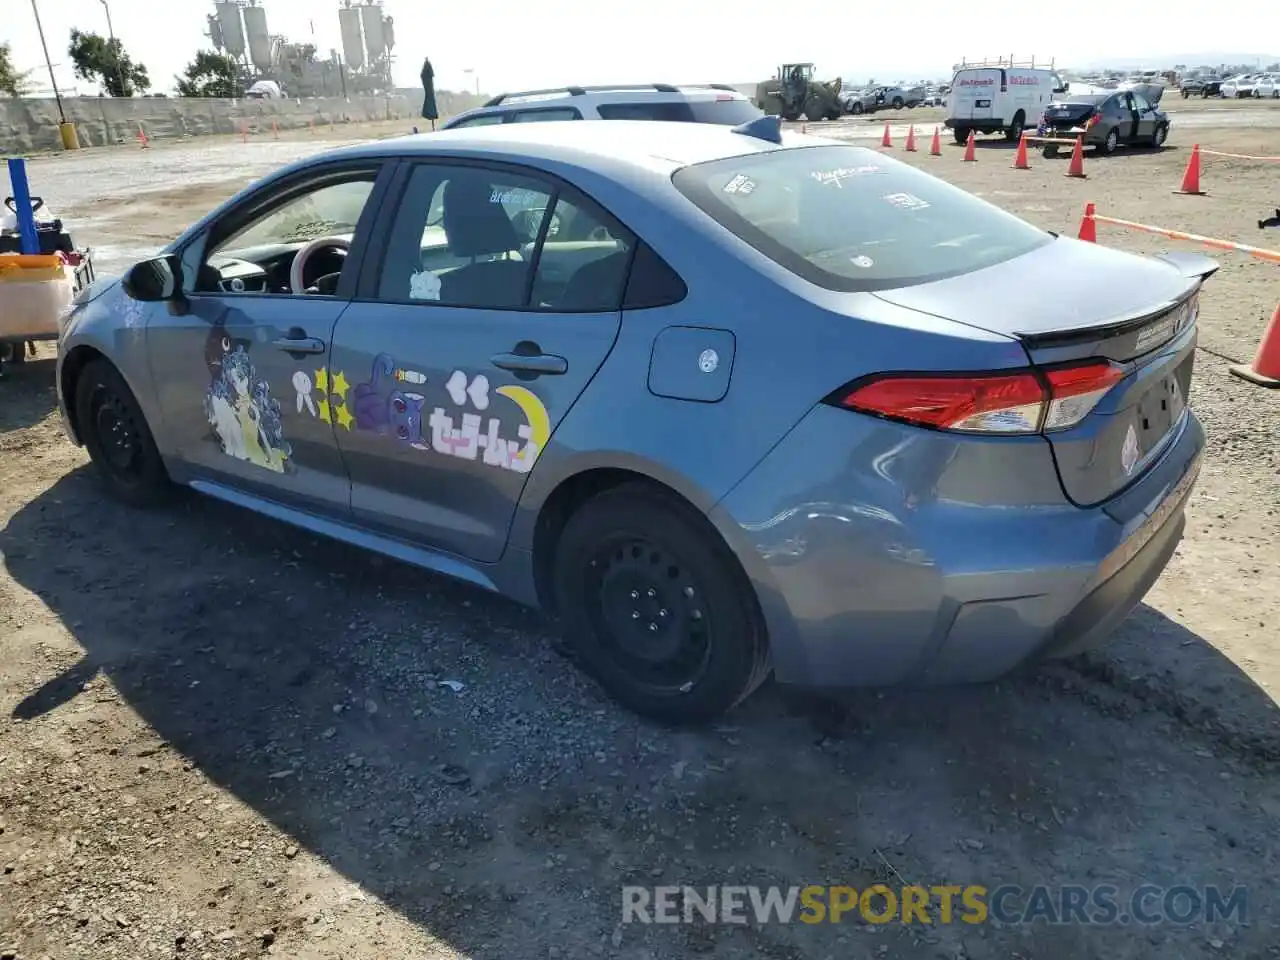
[57,118,1212,722]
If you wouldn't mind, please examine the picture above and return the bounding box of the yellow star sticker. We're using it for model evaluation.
[315,367,329,393]
[330,370,350,401]
[317,398,332,423]
[334,402,355,431]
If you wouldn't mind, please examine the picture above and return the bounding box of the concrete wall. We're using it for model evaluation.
[0,91,488,154]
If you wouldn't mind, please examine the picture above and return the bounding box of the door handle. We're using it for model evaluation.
[489,352,567,375]
[272,336,326,355]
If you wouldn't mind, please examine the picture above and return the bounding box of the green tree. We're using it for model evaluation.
[68,29,150,97]
[175,50,242,98]
[0,42,29,97]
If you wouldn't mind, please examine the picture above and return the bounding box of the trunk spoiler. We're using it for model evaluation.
[1153,250,1220,281]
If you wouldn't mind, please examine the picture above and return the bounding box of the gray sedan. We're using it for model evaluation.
[57,118,1212,722]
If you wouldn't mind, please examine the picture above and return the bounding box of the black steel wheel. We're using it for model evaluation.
[75,358,173,507]
[551,484,770,723]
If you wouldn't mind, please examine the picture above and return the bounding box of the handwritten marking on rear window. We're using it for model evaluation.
[810,165,883,187]
[882,192,930,210]
[850,255,874,268]
[722,174,757,195]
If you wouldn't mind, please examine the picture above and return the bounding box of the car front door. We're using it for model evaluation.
[328,159,634,562]
[148,161,392,516]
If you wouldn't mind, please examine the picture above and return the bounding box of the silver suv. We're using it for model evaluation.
[442,83,763,129]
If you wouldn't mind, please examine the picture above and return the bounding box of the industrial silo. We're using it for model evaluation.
[243,3,273,72]
[338,5,365,71]
[214,1,246,58]
[360,3,386,65]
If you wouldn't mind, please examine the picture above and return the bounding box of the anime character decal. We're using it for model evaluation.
[351,353,429,448]
[203,319,292,473]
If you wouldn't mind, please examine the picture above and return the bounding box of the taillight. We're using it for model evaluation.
[829,361,1126,435]
[1087,113,1100,127]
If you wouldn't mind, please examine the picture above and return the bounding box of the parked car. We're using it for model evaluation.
[1253,74,1280,98]
[841,85,911,114]
[443,83,762,129]
[1220,74,1258,98]
[1179,76,1222,98]
[1038,89,1169,155]
[57,117,1213,722]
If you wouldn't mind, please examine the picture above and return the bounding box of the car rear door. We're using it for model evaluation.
[950,69,1001,122]
[328,159,631,563]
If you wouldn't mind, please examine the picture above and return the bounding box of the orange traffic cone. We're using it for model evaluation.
[905,125,917,152]
[1229,304,1280,387]
[881,123,893,147]
[1012,133,1030,169]
[136,122,149,149]
[963,130,976,161]
[930,126,942,156]
[1077,202,1097,242]
[1176,144,1205,195]
[1065,136,1086,178]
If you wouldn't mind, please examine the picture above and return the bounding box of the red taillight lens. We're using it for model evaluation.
[1042,361,1127,430]
[830,362,1126,435]
[1087,113,1100,127]
[836,372,1045,433]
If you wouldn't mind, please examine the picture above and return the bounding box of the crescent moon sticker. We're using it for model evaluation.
[495,384,550,467]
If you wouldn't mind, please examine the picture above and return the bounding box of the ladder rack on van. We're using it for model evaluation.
[953,56,1055,70]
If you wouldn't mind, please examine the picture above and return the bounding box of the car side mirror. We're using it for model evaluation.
[122,254,183,302]
[1053,86,1067,93]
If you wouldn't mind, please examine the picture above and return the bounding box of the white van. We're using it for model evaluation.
[944,58,1066,143]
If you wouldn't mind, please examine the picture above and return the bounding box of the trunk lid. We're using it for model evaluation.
[1042,101,1097,128]
[872,237,1209,506]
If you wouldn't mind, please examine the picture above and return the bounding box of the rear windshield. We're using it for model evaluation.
[671,144,1052,292]
[596,98,763,125]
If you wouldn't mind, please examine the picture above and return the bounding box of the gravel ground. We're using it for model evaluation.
[1,101,1278,960]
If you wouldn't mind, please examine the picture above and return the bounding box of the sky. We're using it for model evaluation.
[4,0,1278,97]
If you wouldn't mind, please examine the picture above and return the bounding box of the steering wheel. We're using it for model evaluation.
[290,235,350,294]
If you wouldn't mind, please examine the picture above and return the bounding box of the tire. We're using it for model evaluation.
[1151,123,1168,148]
[1043,144,1059,158]
[0,341,26,365]
[953,126,969,144]
[1005,111,1025,142]
[1181,88,1190,98]
[891,97,904,110]
[803,98,826,123]
[550,483,771,724]
[1101,127,1119,155]
[850,101,864,115]
[75,358,174,508]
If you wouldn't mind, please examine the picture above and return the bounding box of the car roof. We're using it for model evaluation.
[322,119,809,172]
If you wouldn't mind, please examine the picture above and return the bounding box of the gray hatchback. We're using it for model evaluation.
[58,118,1211,722]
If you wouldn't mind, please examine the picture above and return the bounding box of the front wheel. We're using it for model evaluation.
[75,358,174,508]
[891,97,904,110]
[1151,123,1168,148]
[551,484,771,724]
[953,126,969,144]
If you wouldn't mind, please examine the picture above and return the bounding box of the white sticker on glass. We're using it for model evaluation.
[409,270,442,301]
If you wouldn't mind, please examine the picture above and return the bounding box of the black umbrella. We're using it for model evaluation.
[421,57,438,130]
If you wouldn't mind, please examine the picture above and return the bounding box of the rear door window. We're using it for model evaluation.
[672,144,1051,292]
[596,99,762,125]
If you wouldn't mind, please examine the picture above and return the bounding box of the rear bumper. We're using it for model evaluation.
[944,119,1005,133]
[711,403,1204,689]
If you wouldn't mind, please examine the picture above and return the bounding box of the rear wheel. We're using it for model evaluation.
[891,96,904,110]
[0,341,27,366]
[75,358,174,508]
[1005,111,1026,142]
[551,484,770,724]
[1042,144,1059,158]
[1101,127,1120,155]
[850,101,864,115]
[953,126,969,144]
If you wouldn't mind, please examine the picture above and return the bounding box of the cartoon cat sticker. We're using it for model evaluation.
[352,353,428,448]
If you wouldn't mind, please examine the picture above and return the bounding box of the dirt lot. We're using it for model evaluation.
[1,101,1279,960]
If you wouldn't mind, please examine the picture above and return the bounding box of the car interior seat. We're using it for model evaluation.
[439,177,530,307]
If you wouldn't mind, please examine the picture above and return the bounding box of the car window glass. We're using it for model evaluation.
[511,108,580,122]
[529,194,636,312]
[198,174,377,295]
[1131,93,1151,111]
[376,164,553,308]
[673,145,1051,293]
[451,114,507,127]
[597,102,693,122]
